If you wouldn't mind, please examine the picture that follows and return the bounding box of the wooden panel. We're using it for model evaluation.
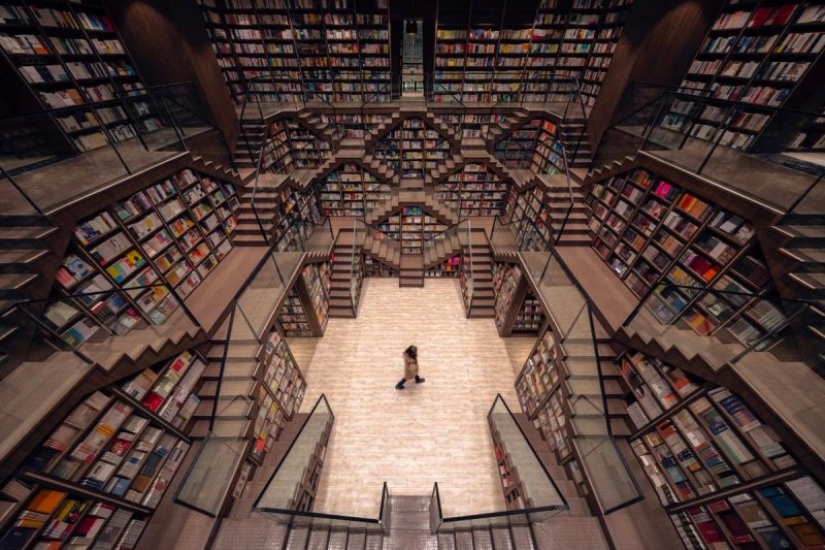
[587,0,722,149]
[103,0,240,150]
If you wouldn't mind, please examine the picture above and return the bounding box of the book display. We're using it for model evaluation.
[276,261,330,337]
[618,349,825,549]
[492,262,546,336]
[285,120,332,170]
[373,117,451,179]
[503,185,553,251]
[318,162,389,217]
[194,0,391,103]
[272,184,321,246]
[585,167,786,346]
[0,1,151,152]
[250,329,307,461]
[489,417,534,510]
[435,163,509,217]
[425,256,461,278]
[494,119,564,175]
[668,1,825,150]
[791,100,825,150]
[0,352,202,549]
[377,209,447,256]
[513,327,604,501]
[258,120,294,175]
[51,169,239,345]
[363,255,396,277]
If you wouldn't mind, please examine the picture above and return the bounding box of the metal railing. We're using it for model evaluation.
[622,282,818,368]
[591,82,825,214]
[0,82,231,214]
[428,394,568,535]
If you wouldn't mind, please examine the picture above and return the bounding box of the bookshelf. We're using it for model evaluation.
[0,1,155,153]
[492,261,546,336]
[285,119,332,170]
[276,262,330,337]
[363,255,396,277]
[791,99,825,150]
[373,117,451,179]
[272,184,321,245]
[489,417,534,510]
[0,351,203,549]
[494,118,564,175]
[618,349,825,549]
[425,256,461,278]
[503,185,553,251]
[377,209,447,256]
[668,1,825,150]
[318,162,389,217]
[435,163,510,217]
[49,169,239,346]
[194,0,391,103]
[585,167,786,347]
[259,119,294,174]
[251,328,307,461]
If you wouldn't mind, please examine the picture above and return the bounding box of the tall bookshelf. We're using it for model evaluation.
[492,261,546,336]
[503,185,553,251]
[273,184,321,245]
[617,349,825,549]
[317,162,388,217]
[50,168,239,347]
[494,118,564,175]
[667,1,825,150]
[0,1,154,153]
[195,0,391,103]
[377,209,446,256]
[373,118,451,179]
[585,167,787,348]
[435,163,510,217]
[276,262,330,337]
[0,351,203,550]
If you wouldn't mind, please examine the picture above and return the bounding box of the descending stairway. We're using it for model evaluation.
[484,107,533,147]
[466,229,496,318]
[297,111,341,145]
[767,212,825,370]
[191,339,258,439]
[237,118,267,170]
[328,229,361,318]
[423,230,462,270]
[362,231,401,274]
[542,175,591,247]
[362,112,402,152]
[559,122,593,170]
[0,216,61,311]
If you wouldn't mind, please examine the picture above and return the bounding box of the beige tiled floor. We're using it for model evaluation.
[287,278,536,518]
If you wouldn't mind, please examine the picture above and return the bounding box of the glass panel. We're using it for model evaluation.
[174,434,245,516]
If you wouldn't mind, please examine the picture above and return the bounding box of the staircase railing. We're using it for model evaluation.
[590,82,825,213]
[428,394,569,535]
[520,250,644,514]
[622,282,818,369]
[349,218,365,316]
[173,228,319,516]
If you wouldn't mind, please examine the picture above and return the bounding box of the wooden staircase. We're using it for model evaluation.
[0,216,62,312]
[767,212,825,370]
[362,231,401,273]
[466,229,496,318]
[485,107,532,148]
[423,231,462,270]
[543,176,591,247]
[328,229,361,318]
[559,122,593,170]
[236,118,267,170]
[191,340,259,440]
[362,112,402,152]
[297,110,341,146]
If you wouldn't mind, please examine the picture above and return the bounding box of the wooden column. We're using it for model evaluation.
[103,0,240,150]
[586,0,722,149]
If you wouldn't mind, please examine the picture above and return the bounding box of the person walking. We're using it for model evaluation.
[396,345,425,390]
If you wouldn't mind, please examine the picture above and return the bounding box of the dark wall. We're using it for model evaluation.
[104,0,239,150]
[587,0,721,151]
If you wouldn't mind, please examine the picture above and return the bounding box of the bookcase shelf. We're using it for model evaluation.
[195,0,391,103]
[425,256,461,278]
[318,162,389,217]
[432,0,632,104]
[0,1,152,153]
[435,162,510,217]
[49,168,239,346]
[503,185,553,251]
[489,418,534,510]
[276,261,330,337]
[373,117,451,180]
[585,166,786,347]
[617,349,825,549]
[377,208,447,256]
[0,351,203,550]
[492,261,545,336]
[670,1,825,150]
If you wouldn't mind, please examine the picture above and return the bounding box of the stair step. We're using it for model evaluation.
[774,224,825,241]
[789,271,825,293]
[0,248,49,265]
[780,247,825,264]
[0,272,38,293]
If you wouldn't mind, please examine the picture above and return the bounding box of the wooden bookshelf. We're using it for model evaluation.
[194,0,391,103]
[492,261,546,336]
[0,351,204,550]
[47,168,239,347]
[373,117,451,180]
[276,262,330,337]
[425,256,462,278]
[585,166,787,347]
[363,255,396,277]
[489,418,534,510]
[617,349,825,549]
[318,162,388,217]
[668,1,825,150]
[503,185,553,251]
[0,1,151,153]
[435,163,509,217]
